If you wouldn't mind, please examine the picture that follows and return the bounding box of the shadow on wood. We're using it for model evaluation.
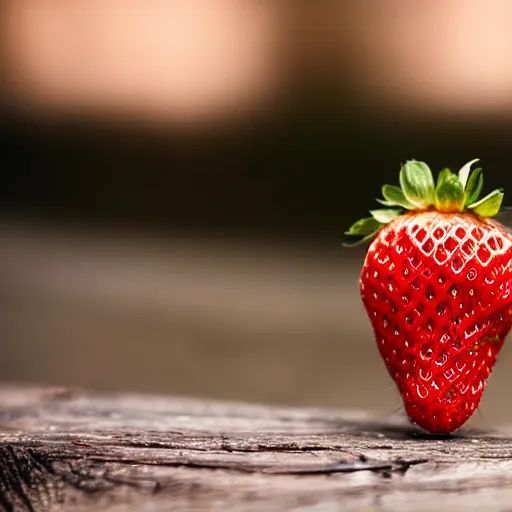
[0,385,512,511]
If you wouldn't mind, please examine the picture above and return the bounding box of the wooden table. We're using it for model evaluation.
[1,385,512,511]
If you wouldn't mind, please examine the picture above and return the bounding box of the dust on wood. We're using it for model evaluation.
[1,385,512,511]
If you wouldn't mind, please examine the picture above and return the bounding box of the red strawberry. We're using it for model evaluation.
[345,159,512,434]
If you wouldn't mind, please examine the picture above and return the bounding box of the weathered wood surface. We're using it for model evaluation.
[1,386,512,511]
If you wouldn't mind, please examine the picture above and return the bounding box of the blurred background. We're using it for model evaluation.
[2,0,512,427]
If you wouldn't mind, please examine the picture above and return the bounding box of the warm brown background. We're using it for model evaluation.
[2,1,512,430]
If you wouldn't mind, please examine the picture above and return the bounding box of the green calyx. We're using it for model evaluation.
[344,159,504,247]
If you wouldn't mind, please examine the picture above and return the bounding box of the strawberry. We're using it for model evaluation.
[345,159,512,433]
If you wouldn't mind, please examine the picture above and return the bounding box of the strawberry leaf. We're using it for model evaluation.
[378,185,415,209]
[464,167,483,206]
[468,189,504,217]
[458,158,480,189]
[345,217,383,236]
[343,158,506,251]
[343,217,384,246]
[434,168,465,212]
[399,160,435,209]
[369,209,402,224]
[436,168,452,186]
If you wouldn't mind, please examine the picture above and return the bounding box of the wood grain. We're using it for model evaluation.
[1,385,512,511]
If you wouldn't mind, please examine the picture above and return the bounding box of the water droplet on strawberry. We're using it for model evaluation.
[416,384,429,399]
[420,346,434,361]
[419,368,432,381]
[436,352,448,366]
[440,332,451,343]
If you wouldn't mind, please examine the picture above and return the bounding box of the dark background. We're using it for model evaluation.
[2,106,510,239]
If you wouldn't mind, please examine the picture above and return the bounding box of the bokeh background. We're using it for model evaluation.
[2,0,512,428]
